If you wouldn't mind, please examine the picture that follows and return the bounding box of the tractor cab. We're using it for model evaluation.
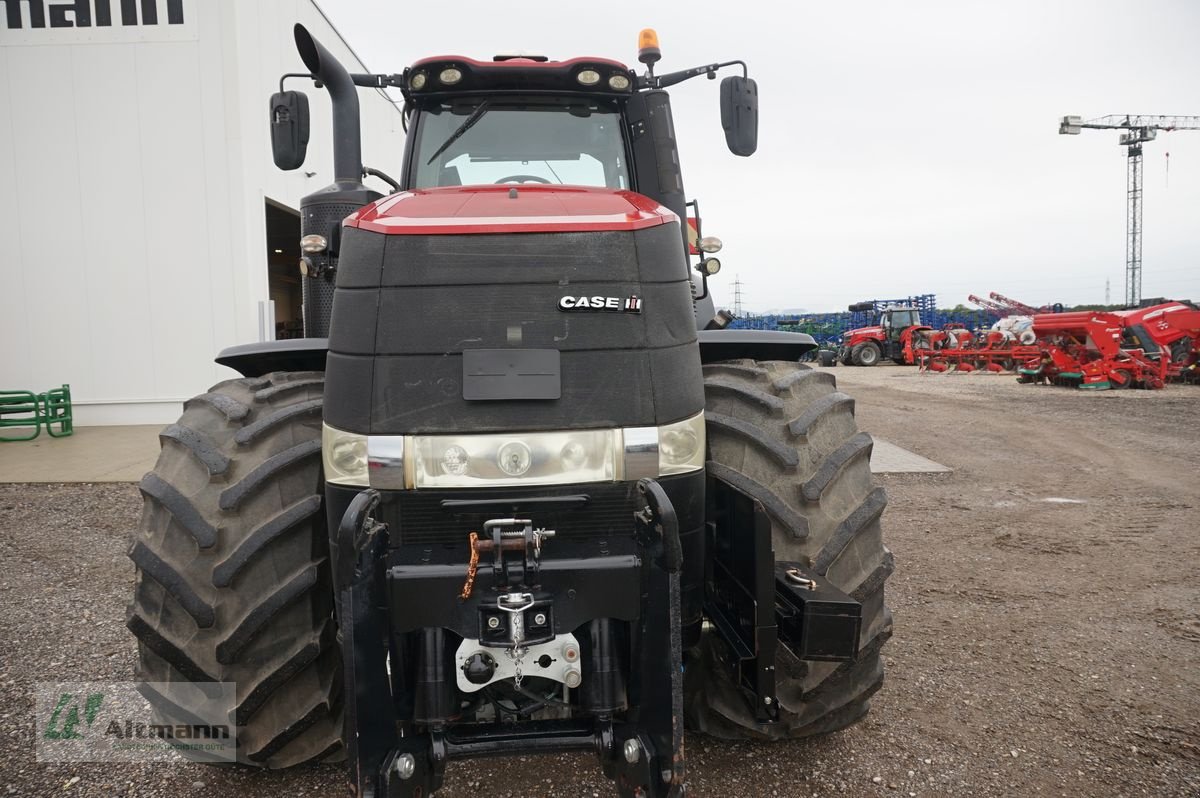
[880,307,920,340]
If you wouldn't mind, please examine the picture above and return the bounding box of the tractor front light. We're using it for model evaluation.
[300,234,327,253]
[439,67,463,85]
[577,69,601,86]
[496,441,533,477]
[657,412,705,475]
[441,444,469,476]
[343,414,707,489]
[323,424,369,486]
[411,429,616,488]
[608,74,631,91]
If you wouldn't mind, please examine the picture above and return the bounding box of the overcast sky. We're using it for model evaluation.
[317,0,1199,313]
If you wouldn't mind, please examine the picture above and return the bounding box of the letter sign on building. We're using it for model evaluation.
[0,0,197,45]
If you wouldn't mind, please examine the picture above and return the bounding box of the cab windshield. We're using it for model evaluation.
[411,97,630,189]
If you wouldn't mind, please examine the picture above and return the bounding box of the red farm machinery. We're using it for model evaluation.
[915,301,1200,390]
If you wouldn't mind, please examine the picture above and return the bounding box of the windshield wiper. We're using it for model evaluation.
[425,100,491,166]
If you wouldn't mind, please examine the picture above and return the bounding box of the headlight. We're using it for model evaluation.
[323,425,369,486]
[323,412,706,489]
[412,429,617,488]
[656,412,706,475]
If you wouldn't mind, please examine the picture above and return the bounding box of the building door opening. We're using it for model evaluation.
[265,199,303,339]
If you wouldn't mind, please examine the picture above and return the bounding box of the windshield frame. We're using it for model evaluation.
[401,94,634,192]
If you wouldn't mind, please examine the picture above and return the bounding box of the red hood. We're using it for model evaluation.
[846,325,882,337]
[345,185,678,236]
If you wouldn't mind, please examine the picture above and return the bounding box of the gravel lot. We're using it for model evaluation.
[1,365,1197,797]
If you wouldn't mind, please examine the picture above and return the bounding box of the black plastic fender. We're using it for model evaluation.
[215,338,329,377]
[698,329,817,364]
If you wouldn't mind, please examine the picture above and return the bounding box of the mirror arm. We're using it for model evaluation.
[278,72,313,93]
[350,73,407,89]
[648,59,748,89]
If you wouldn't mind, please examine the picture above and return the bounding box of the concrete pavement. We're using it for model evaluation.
[0,425,162,482]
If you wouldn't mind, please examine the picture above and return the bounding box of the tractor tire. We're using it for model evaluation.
[838,347,853,366]
[688,360,893,740]
[851,341,880,366]
[126,372,342,768]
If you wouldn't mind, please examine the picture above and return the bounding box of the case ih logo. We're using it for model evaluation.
[558,295,642,314]
[1,0,184,29]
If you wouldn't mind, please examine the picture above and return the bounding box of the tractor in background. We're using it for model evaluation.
[837,303,931,366]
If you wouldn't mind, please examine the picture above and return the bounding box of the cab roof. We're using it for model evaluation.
[402,55,636,101]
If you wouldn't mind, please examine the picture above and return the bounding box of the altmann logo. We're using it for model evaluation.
[36,681,237,763]
[1,0,184,29]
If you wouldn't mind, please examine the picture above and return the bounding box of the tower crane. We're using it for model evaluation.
[1059,114,1200,306]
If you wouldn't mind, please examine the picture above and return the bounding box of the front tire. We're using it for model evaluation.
[688,360,893,739]
[126,372,342,767]
[852,341,880,366]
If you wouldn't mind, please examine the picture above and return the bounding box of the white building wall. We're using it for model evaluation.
[0,0,403,424]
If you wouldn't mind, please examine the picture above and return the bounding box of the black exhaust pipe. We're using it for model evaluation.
[291,24,380,338]
[294,23,362,183]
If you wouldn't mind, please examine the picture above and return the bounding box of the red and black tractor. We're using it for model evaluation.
[836,303,930,366]
[126,26,892,797]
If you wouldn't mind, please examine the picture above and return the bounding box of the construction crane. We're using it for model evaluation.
[1059,114,1200,307]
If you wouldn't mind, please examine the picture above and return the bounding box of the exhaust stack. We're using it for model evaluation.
[294,24,363,183]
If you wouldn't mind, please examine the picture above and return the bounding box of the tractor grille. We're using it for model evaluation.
[386,482,640,546]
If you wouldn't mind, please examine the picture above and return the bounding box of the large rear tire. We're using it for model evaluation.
[687,360,893,739]
[126,372,342,767]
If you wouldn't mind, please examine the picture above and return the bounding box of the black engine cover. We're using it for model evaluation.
[324,223,703,433]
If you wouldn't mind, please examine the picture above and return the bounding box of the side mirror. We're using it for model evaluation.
[269,90,310,170]
[719,76,758,157]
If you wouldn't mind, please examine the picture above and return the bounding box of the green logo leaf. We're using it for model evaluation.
[43,692,104,740]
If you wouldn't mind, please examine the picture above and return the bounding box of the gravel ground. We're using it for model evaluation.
[1,365,1197,797]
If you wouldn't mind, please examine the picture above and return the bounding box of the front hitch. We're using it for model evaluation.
[337,479,687,798]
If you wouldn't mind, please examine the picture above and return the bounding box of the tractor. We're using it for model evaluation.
[837,303,930,366]
[126,26,892,797]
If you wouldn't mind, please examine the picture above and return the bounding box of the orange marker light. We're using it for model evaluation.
[638,28,661,66]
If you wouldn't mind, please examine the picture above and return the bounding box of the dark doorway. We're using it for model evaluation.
[265,199,303,338]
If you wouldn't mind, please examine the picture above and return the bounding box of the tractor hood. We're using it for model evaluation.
[845,325,882,338]
[345,185,678,236]
[325,186,700,436]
